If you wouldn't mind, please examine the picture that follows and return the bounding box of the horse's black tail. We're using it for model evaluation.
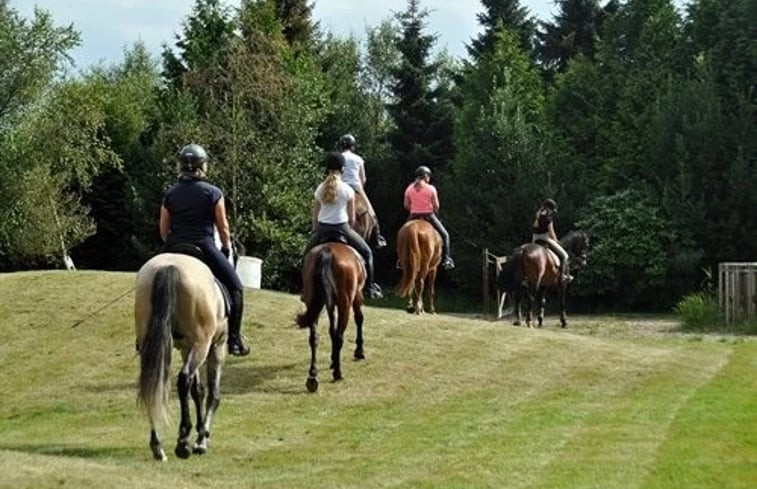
[297,247,335,328]
[138,265,177,426]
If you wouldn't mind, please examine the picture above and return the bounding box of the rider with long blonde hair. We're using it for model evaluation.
[303,151,383,299]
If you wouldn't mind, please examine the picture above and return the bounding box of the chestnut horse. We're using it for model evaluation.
[510,230,590,328]
[352,192,377,246]
[134,253,227,461]
[297,242,366,393]
[396,219,442,314]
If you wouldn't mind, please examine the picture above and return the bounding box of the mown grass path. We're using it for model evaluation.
[0,271,754,488]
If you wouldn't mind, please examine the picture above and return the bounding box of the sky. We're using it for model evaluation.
[12,1,687,70]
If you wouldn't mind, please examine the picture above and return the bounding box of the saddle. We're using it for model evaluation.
[163,243,231,317]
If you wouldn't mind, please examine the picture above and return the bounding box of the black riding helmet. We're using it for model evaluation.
[338,133,357,150]
[178,144,208,171]
[324,151,345,171]
[415,165,432,178]
[542,198,558,212]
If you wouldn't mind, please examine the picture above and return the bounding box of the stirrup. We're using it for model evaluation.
[375,235,387,248]
[366,283,383,300]
[442,257,455,270]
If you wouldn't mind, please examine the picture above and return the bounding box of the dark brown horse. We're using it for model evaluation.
[509,231,590,328]
[396,219,442,314]
[297,242,366,393]
[134,253,227,461]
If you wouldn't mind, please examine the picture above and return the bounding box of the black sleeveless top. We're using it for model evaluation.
[532,210,553,234]
[162,175,223,245]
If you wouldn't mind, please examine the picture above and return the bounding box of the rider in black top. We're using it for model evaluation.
[531,198,572,284]
[160,144,250,356]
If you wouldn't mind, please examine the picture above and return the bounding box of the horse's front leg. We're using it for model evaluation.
[559,284,567,328]
[513,289,522,326]
[306,324,319,393]
[194,343,223,455]
[353,301,365,360]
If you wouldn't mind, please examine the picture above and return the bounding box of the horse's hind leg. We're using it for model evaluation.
[149,429,166,461]
[331,301,349,382]
[175,345,204,459]
[559,285,567,328]
[194,343,223,455]
[190,373,205,439]
[427,268,438,314]
[306,325,319,393]
[537,289,546,328]
[353,301,365,360]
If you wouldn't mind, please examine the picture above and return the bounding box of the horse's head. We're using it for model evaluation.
[562,231,589,268]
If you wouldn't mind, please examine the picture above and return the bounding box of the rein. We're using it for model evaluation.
[69,286,135,328]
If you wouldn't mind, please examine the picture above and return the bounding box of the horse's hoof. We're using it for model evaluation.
[354,350,365,361]
[513,320,521,326]
[332,372,343,382]
[193,443,207,455]
[306,377,319,393]
[151,447,167,461]
[405,306,415,314]
[175,441,192,459]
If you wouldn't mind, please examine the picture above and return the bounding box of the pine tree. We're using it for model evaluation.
[467,0,535,59]
[273,0,317,47]
[536,0,611,75]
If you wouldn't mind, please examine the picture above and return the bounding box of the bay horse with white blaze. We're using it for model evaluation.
[502,230,589,328]
[396,219,442,314]
[134,253,227,461]
[297,242,366,393]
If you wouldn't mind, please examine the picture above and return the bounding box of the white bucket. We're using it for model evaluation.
[236,256,263,289]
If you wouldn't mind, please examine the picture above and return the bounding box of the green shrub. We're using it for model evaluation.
[674,292,722,331]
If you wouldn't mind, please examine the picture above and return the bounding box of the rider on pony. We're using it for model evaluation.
[303,151,383,299]
[338,133,387,249]
[403,165,454,270]
[531,198,572,284]
[159,143,250,356]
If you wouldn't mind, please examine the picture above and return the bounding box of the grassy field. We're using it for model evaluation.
[0,270,755,489]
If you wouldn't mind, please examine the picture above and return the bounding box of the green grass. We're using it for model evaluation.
[0,271,755,488]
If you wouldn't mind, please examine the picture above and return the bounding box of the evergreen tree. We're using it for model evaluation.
[536,0,611,76]
[467,0,535,59]
[445,27,546,294]
[273,0,317,47]
[378,0,455,251]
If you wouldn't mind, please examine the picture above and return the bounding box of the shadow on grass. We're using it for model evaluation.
[221,361,303,395]
[0,443,137,460]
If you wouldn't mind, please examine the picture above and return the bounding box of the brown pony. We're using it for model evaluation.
[396,219,442,314]
[134,253,227,461]
[297,242,366,393]
[513,230,590,328]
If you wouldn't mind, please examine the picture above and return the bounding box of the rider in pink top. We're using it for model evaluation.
[403,165,454,269]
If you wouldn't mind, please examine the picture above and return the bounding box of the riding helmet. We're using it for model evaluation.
[415,165,432,178]
[542,198,558,212]
[338,133,357,150]
[324,151,345,171]
[178,144,208,171]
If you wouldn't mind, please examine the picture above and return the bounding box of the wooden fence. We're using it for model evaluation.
[718,262,757,324]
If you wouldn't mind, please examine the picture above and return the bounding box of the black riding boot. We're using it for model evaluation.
[364,260,383,299]
[227,290,250,356]
[559,260,573,284]
[370,220,387,249]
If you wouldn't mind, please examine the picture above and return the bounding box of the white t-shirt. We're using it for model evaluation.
[315,180,355,224]
[341,150,364,188]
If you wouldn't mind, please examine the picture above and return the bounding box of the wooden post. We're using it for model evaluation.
[483,248,489,316]
[718,263,757,324]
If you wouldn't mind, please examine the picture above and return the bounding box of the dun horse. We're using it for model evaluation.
[134,253,228,461]
[504,231,589,328]
[396,219,442,314]
[297,243,366,393]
